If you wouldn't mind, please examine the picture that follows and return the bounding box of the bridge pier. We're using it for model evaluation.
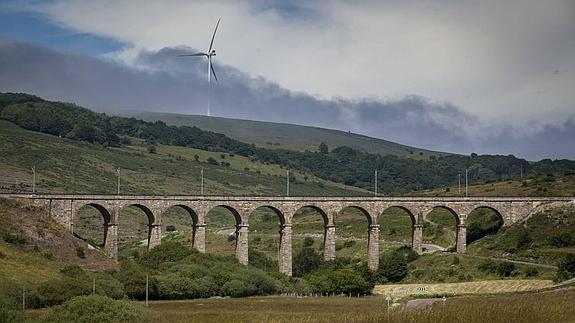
[192,223,206,253]
[323,225,336,261]
[368,224,380,270]
[456,224,467,253]
[148,224,162,249]
[104,223,118,259]
[235,224,249,265]
[279,224,292,276]
[412,224,423,254]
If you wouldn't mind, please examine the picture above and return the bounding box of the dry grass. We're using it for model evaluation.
[134,288,575,323]
[374,279,554,298]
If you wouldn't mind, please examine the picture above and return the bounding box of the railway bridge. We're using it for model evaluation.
[2,194,572,276]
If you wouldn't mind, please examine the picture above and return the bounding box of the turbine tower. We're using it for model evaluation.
[179,18,221,117]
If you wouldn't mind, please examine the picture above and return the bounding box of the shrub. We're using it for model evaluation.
[165,225,176,232]
[76,246,86,258]
[206,157,219,165]
[38,296,151,323]
[147,144,157,154]
[137,241,196,269]
[293,245,322,277]
[496,262,516,277]
[2,231,27,245]
[221,279,250,297]
[0,294,25,323]
[37,277,92,306]
[378,251,408,282]
[227,234,236,242]
[555,254,575,282]
[306,268,372,295]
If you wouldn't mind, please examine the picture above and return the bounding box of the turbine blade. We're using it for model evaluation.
[178,53,208,57]
[208,18,221,52]
[210,62,218,82]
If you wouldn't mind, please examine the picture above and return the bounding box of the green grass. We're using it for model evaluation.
[0,120,369,196]
[467,205,575,265]
[133,112,446,159]
[415,173,575,197]
[27,288,573,323]
[403,253,555,283]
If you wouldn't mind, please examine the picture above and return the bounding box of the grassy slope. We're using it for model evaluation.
[0,198,117,289]
[0,120,368,196]
[133,112,447,159]
[414,173,575,197]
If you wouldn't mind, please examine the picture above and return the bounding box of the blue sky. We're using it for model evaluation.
[0,5,123,56]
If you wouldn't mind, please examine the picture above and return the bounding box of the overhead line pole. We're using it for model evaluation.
[201,168,204,195]
[465,169,468,197]
[32,165,36,193]
[458,173,461,195]
[116,167,121,195]
[374,169,378,197]
[286,169,290,197]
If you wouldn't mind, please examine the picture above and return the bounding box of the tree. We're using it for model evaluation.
[147,145,157,154]
[319,142,329,154]
[293,245,322,277]
[378,251,408,282]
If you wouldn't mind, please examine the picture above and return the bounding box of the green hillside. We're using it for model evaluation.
[133,111,446,158]
[0,120,366,196]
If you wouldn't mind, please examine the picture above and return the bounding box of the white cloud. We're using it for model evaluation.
[24,0,575,124]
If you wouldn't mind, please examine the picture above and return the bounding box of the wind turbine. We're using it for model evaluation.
[179,18,221,117]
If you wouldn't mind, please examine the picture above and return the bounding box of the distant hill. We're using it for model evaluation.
[131,112,447,159]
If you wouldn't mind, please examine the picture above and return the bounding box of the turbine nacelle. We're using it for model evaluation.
[209,50,216,57]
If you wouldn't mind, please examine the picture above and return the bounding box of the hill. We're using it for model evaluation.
[132,112,446,158]
[0,120,365,196]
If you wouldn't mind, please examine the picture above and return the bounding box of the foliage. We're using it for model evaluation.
[2,92,574,195]
[38,296,152,323]
[292,242,322,277]
[555,254,575,282]
[378,249,411,282]
[0,294,25,323]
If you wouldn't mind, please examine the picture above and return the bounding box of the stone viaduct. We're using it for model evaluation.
[3,194,572,276]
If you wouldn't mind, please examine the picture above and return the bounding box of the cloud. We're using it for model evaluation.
[1,38,574,160]
[19,0,575,124]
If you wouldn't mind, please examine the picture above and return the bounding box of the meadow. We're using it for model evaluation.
[63,287,573,323]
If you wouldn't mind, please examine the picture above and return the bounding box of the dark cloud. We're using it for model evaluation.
[0,38,573,160]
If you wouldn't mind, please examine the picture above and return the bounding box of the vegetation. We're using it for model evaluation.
[2,92,575,195]
[37,295,152,323]
[467,205,575,265]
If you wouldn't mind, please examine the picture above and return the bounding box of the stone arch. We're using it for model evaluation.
[161,204,199,225]
[73,203,113,248]
[337,205,373,225]
[249,205,286,226]
[380,205,417,226]
[424,205,460,225]
[206,204,243,225]
[118,203,159,249]
[466,206,505,245]
[293,205,329,225]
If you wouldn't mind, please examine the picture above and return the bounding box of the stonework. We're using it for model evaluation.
[3,194,572,276]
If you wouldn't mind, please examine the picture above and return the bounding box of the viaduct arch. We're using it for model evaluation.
[4,194,572,276]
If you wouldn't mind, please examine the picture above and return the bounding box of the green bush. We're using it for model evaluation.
[116,260,155,300]
[378,250,408,282]
[38,296,152,323]
[2,231,27,245]
[137,241,196,269]
[37,277,92,306]
[293,245,322,277]
[221,279,250,297]
[555,254,575,282]
[0,294,25,323]
[306,268,372,295]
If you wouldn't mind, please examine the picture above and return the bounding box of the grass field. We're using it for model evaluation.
[29,287,574,322]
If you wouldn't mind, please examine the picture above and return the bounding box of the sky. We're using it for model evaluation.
[0,0,574,160]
